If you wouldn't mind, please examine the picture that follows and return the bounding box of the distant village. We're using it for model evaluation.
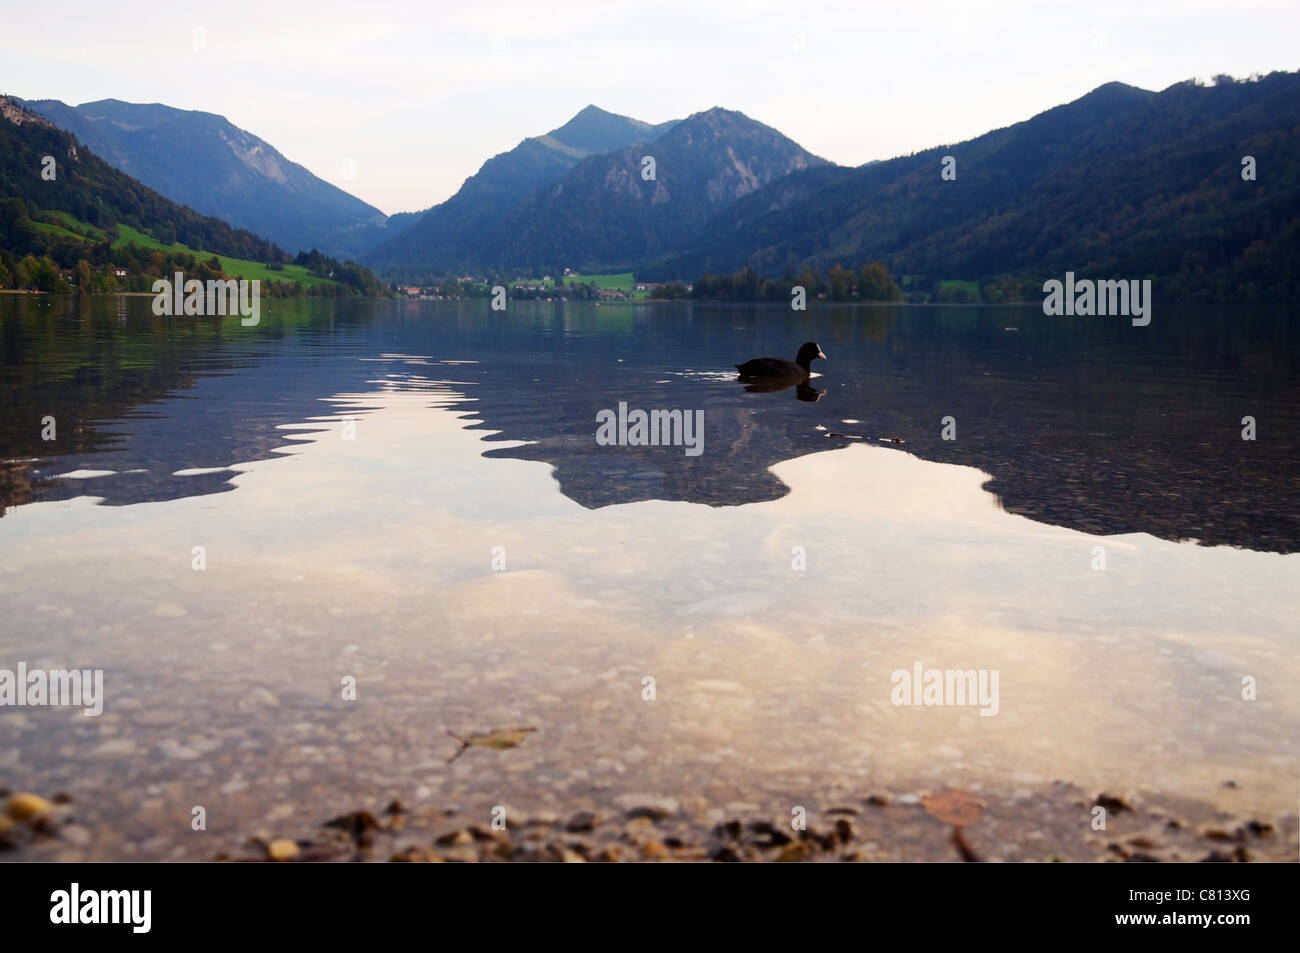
[394,267,686,301]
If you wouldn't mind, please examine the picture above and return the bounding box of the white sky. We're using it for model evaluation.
[9,0,1298,215]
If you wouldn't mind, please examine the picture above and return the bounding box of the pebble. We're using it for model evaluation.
[239,688,280,712]
[6,792,53,822]
[614,794,679,819]
[692,680,743,692]
[776,841,810,862]
[1095,793,1132,813]
[158,741,200,760]
[62,824,92,847]
[267,839,300,862]
[566,811,597,832]
[91,739,137,757]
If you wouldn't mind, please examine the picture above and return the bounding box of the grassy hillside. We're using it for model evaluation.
[114,225,338,287]
[23,96,389,259]
[1,96,385,296]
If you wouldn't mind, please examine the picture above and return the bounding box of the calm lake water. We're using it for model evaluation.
[1,294,1297,860]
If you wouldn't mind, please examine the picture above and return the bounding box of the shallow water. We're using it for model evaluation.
[1,295,1297,860]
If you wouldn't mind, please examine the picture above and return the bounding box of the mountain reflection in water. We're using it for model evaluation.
[1,295,1297,552]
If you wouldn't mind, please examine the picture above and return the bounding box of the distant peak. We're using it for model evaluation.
[1074,81,1154,103]
[546,104,662,154]
[682,106,750,124]
[672,107,771,134]
[554,103,626,126]
[1092,81,1150,93]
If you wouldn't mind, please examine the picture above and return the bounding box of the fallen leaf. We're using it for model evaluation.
[446,726,536,762]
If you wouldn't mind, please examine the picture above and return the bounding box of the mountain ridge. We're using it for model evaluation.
[20,96,391,258]
[367,106,826,277]
[647,73,1300,303]
[364,104,683,275]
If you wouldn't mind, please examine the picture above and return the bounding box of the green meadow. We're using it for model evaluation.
[33,211,109,243]
[511,272,637,292]
[567,272,635,291]
[901,275,983,303]
[113,225,339,287]
[937,279,981,301]
[30,220,90,243]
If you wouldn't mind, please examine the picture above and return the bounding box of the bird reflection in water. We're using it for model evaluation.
[740,378,827,401]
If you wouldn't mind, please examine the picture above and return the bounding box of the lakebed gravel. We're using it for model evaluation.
[3,781,1294,863]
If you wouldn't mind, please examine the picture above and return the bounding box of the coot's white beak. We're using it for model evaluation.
[817,349,827,360]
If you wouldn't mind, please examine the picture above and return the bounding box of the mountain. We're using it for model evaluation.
[653,73,1300,303]
[368,106,824,277]
[365,104,679,276]
[486,108,827,274]
[1,95,283,263]
[20,97,390,258]
[0,96,384,296]
[544,104,679,154]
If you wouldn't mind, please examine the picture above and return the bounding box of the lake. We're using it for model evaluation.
[1,294,1297,861]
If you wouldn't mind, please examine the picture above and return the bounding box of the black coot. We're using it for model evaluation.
[735,342,827,379]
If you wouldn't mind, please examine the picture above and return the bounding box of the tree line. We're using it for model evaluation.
[654,263,904,302]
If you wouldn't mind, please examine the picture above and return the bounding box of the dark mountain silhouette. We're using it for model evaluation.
[365,104,679,276]
[651,73,1300,303]
[476,107,827,274]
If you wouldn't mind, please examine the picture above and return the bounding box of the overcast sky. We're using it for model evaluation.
[11,0,1298,214]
